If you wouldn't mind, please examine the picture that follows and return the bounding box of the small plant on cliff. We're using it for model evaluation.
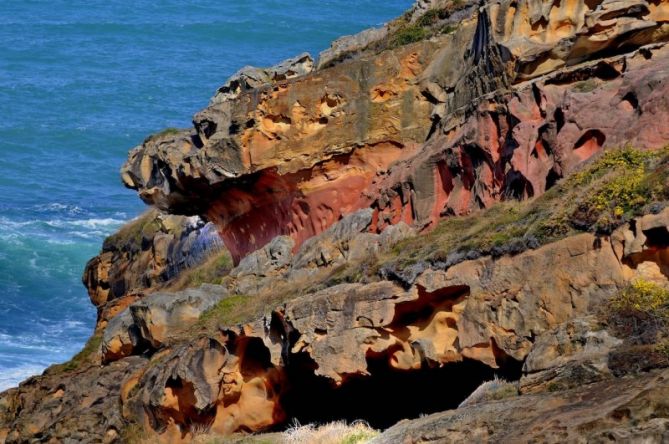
[608,279,669,342]
[656,339,669,359]
[144,127,184,143]
[458,377,519,408]
[171,250,233,289]
[197,294,249,328]
[604,278,669,376]
[417,8,447,27]
[53,333,103,373]
[572,78,598,93]
[567,147,667,233]
[104,209,162,252]
[390,24,430,47]
[610,279,669,319]
[284,420,378,444]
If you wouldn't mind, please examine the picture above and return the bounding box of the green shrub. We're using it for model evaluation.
[418,9,442,27]
[153,127,182,138]
[656,340,669,358]
[608,279,669,344]
[103,209,161,252]
[568,148,666,232]
[611,279,669,314]
[441,24,457,34]
[390,25,429,47]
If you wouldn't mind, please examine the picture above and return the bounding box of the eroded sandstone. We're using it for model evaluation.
[123,0,669,263]
[95,209,669,439]
[4,0,669,442]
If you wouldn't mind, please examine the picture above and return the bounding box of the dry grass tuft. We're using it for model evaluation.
[283,420,378,444]
[186,420,377,444]
[458,376,519,408]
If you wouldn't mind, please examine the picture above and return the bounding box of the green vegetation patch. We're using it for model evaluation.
[50,333,103,374]
[571,147,667,233]
[385,2,467,49]
[341,428,379,444]
[197,294,250,327]
[103,209,162,253]
[143,127,187,144]
[194,282,304,334]
[170,250,234,290]
[610,279,669,316]
[606,279,669,376]
[325,147,669,285]
[390,24,430,47]
[572,78,598,93]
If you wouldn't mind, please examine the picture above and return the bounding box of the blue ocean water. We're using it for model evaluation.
[0,0,412,391]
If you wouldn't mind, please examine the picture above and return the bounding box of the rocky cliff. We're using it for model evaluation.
[3,0,669,442]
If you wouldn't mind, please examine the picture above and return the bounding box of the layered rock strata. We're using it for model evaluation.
[122,0,669,261]
[3,205,666,442]
[3,0,669,442]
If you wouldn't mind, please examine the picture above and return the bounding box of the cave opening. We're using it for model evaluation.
[279,351,523,430]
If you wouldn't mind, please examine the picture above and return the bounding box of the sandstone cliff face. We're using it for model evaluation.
[3,202,668,442]
[122,0,669,261]
[3,0,669,442]
[108,209,668,439]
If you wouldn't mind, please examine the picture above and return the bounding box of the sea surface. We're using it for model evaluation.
[0,0,411,391]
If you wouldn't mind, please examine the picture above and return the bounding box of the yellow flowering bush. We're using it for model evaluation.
[610,279,669,314]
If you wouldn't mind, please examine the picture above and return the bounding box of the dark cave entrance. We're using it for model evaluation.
[279,351,523,430]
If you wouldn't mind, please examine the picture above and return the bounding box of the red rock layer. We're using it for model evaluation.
[206,141,418,262]
[372,45,669,232]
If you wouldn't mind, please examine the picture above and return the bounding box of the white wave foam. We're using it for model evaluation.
[31,203,84,215]
[45,217,123,230]
[70,218,124,229]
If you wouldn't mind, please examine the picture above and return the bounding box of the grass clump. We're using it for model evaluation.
[51,334,103,374]
[119,422,153,444]
[197,294,249,328]
[103,209,161,253]
[187,421,377,444]
[609,279,669,337]
[390,24,429,47]
[387,2,466,49]
[284,421,378,444]
[417,8,447,27]
[170,250,234,290]
[606,279,669,375]
[656,339,669,359]
[194,280,306,333]
[458,377,518,407]
[143,127,185,144]
[610,279,669,315]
